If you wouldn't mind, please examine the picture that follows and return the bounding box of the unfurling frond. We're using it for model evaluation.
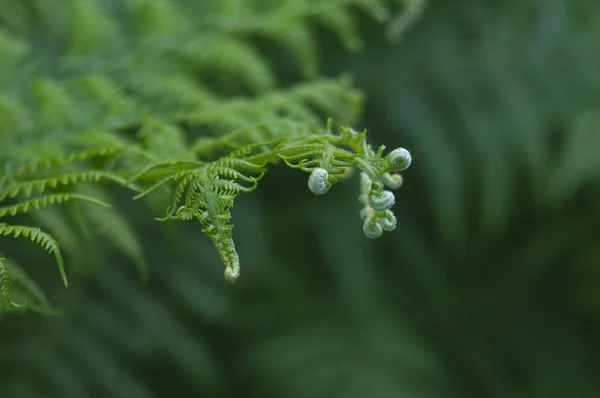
[129,123,412,281]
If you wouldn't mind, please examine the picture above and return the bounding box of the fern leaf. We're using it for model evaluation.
[65,0,121,57]
[129,74,215,113]
[0,193,110,219]
[0,170,129,201]
[76,185,148,282]
[0,258,27,308]
[14,148,120,177]
[0,95,33,140]
[133,170,195,200]
[0,224,67,287]
[78,75,132,114]
[131,0,190,38]
[31,207,84,266]
[288,78,364,124]
[317,7,362,51]
[0,255,57,315]
[32,79,75,133]
[138,121,192,159]
[180,36,275,93]
[126,160,203,185]
[261,19,318,78]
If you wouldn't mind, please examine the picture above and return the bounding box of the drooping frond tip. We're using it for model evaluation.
[0,258,27,308]
[0,225,67,287]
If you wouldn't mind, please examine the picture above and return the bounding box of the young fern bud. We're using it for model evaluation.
[358,172,372,205]
[368,189,395,210]
[381,172,404,189]
[360,172,372,188]
[388,147,412,171]
[359,207,373,221]
[224,264,240,282]
[363,217,383,239]
[380,210,397,232]
[308,168,331,195]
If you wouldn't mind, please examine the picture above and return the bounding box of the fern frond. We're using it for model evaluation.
[130,0,190,38]
[125,160,203,186]
[0,255,58,315]
[137,121,192,159]
[75,185,148,281]
[32,79,75,133]
[126,123,411,281]
[128,74,215,115]
[262,18,318,78]
[13,148,121,177]
[0,0,416,289]
[65,0,122,57]
[31,207,84,266]
[179,36,275,93]
[77,74,133,114]
[0,193,110,219]
[0,258,27,308]
[0,224,67,287]
[133,171,192,201]
[0,95,33,141]
[0,170,130,201]
[316,7,362,51]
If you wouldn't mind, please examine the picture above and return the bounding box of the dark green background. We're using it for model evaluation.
[2,0,600,397]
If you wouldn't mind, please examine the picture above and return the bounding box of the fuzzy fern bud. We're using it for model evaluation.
[380,210,397,232]
[308,168,331,195]
[363,217,383,239]
[359,207,372,221]
[368,189,395,210]
[388,147,412,171]
[381,172,404,189]
[224,265,240,282]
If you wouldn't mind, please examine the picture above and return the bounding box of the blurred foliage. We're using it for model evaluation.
[1,0,600,397]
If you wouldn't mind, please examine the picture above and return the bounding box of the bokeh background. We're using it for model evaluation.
[2,0,600,397]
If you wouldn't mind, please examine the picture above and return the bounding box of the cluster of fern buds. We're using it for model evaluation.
[307,144,412,239]
[359,172,398,238]
[360,147,411,238]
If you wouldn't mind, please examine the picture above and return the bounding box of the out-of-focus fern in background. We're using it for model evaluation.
[1,0,600,397]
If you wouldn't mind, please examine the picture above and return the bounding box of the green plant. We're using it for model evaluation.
[0,0,421,312]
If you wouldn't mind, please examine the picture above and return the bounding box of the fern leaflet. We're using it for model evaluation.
[0,224,67,287]
[0,193,110,218]
[0,258,27,308]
